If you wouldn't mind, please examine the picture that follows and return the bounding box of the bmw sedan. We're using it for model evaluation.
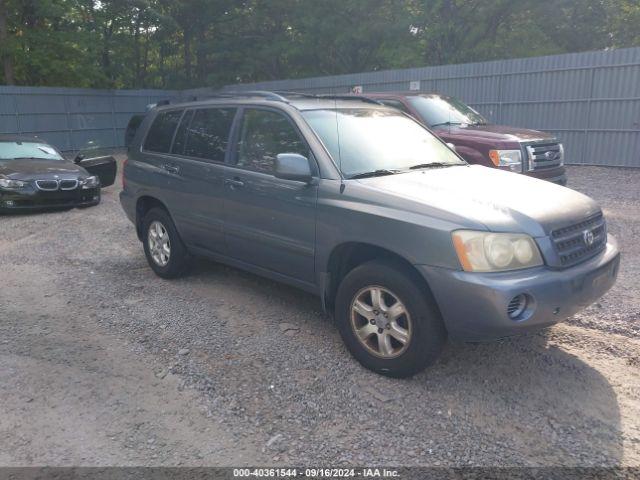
[0,135,116,213]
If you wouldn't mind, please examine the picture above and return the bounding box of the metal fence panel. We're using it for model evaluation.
[0,86,178,151]
[207,46,640,167]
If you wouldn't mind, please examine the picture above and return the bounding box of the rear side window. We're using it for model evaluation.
[143,110,183,153]
[183,108,236,162]
[171,110,194,154]
[236,109,308,174]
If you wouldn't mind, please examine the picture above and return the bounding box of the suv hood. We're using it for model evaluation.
[0,158,87,180]
[434,123,554,143]
[356,165,600,237]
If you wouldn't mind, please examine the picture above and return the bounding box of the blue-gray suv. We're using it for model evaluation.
[120,91,620,377]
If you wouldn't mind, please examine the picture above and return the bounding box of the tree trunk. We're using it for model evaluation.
[0,0,15,84]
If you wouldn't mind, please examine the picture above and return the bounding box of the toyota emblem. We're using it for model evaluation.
[583,229,595,246]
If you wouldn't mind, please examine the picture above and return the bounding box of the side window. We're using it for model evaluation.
[143,110,183,153]
[183,108,236,162]
[379,99,411,114]
[236,109,308,174]
[171,110,194,154]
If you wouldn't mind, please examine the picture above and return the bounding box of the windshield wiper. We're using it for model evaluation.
[11,157,55,161]
[349,169,403,179]
[408,162,461,170]
[430,121,463,128]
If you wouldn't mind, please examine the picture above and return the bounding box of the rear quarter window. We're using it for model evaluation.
[143,110,184,153]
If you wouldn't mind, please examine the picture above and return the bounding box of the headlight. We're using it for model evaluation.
[452,230,543,272]
[0,177,27,189]
[489,150,522,172]
[80,176,100,189]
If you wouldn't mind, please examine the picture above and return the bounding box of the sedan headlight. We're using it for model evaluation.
[0,177,28,189]
[452,230,543,272]
[489,149,522,172]
[80,175,100,189]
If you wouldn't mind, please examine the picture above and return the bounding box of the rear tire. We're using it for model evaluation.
[335,259,446,378]
[142,207,190,279]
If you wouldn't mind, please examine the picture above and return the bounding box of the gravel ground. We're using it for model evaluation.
[1,160,639,467]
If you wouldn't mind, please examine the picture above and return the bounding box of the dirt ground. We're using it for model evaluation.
[0,160,639,467]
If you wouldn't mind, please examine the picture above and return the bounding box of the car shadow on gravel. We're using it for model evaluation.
[426,332,623,465]
[99,253,624,466]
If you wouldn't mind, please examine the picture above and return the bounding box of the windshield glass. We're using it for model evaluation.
[407,95,487,127]
[0,141,64,161]
[302,108,464,178]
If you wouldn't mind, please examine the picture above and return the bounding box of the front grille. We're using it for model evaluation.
[526,141,563,171]
[551,213,607,267]
[35,180,59,191]
[59,179,78,190]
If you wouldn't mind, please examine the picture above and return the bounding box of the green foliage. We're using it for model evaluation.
[0,0,638,88]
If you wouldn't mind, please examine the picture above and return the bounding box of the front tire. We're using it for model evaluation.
[335,260,446,378]
[142,207,190,279]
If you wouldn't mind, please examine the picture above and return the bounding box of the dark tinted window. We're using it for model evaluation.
[171,110,193,154]
[183,108,236,162]
[143,110,183,153]
[236,109,307,174]
[125,114,145,147]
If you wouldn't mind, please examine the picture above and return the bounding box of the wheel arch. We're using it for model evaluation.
[135,195,171,241]
[323,242,441,318]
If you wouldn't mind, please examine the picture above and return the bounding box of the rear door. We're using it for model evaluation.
[223,107,318,284]
[168,106,237,254]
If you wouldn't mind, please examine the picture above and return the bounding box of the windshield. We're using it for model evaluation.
[302,108,465,178]
[0,141,64,161]
[407,95,487,127]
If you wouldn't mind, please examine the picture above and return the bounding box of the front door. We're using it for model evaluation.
[224,107,318,284]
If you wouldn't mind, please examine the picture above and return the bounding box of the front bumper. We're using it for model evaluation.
[419,235,620,341]
[0,187,101,212]
[524,165,567,185]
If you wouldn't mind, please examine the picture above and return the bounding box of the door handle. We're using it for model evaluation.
[225,178,245,189]
[163,164,180,174]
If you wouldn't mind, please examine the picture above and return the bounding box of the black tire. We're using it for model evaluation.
[142,207,190,279]
[335,259,446,378]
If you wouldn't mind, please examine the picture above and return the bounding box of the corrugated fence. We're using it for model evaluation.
[1,47,640,166]
[0,86,177,152]
[211,47,640,168]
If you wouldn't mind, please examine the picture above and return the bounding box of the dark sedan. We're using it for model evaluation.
[0,135,117,213]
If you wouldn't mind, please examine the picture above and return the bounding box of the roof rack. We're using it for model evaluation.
[190,90,290,102]
[273,91,383,105]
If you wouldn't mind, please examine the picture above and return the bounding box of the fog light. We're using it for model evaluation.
[507,294,528,319]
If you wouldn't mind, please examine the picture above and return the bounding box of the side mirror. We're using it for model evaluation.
[446,143,457,152]
[274,153,313,183]
[74,153,85,164]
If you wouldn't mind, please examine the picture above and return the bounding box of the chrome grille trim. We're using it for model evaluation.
[35,180,59,191]
[526,141,564,171]
[59,179,78,190]
[551,213,607,267]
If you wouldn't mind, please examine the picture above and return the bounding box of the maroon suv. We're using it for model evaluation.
[364,93,567,185]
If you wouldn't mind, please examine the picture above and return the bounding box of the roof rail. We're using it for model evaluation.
[190,90,289,102]
[273,91,383,105]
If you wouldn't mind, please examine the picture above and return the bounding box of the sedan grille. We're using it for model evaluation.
[35,180,59,191]
[35,179,78,191]
[551,213,607,267]
[526,141,563,171]
[59,179,78,190]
